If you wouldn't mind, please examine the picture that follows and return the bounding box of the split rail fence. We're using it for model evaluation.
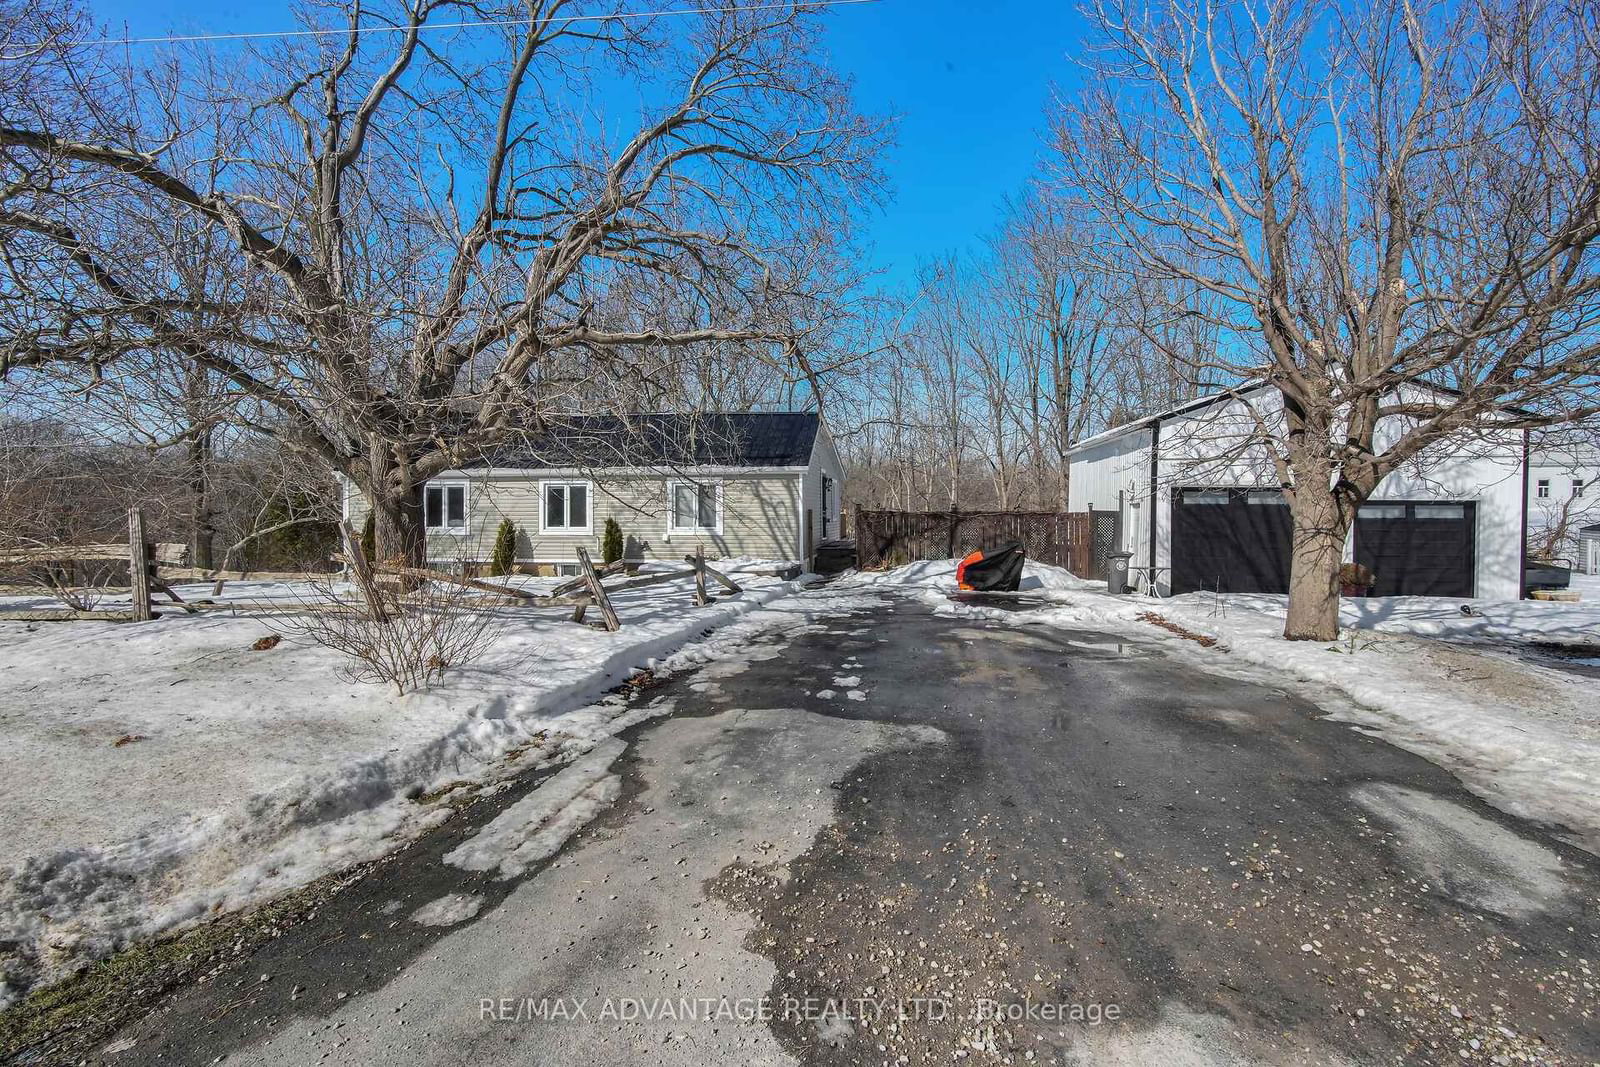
[332,521,761,633]
[0,509,778,633]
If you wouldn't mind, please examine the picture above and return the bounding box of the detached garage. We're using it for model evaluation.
[1067,386,1526,600]
[1170,489,1291,594]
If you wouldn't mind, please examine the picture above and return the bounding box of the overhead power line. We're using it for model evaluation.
[65,0,881,49]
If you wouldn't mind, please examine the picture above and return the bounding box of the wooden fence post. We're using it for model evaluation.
[575,547,620,632]
[692,546,709,606]
[128,508,153,621]
[339,519,391,623]
[694,557,742,596]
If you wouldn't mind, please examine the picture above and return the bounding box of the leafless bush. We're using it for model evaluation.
[12,558,121,611]
[270,577,505,695]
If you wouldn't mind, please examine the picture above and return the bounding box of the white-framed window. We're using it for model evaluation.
[540,480,591,533]
[424,481,468,533]
[553,562,582,577]
[1575,478,1587,499]
[1537,478,1551,499]
[667,480,722,534]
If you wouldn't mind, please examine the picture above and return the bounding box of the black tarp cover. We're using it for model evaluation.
[955,541,1026,592]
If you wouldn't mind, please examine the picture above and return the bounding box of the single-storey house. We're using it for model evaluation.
[341,412,845,575]
[1066,384,1527,599]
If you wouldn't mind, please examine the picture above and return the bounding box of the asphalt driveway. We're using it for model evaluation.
[90,590,1600,1066]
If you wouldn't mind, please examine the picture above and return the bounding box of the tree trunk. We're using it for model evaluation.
[187,428,216,570]
[1283,485,1349,641]
[370,486,427,570]
[363,437,428,572]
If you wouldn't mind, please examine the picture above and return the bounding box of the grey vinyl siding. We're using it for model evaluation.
[342,470,802,566]
[800,424,847,553]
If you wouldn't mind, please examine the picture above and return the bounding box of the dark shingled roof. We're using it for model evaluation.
[471,412,821,470]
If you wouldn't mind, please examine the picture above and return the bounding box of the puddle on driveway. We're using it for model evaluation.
[946,624,1149,659]
[1522,641,1600,679]
[1059,635,1146,657]
[1350,783,1571,919]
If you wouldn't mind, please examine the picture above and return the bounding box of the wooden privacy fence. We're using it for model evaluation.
[855,509,1098,577]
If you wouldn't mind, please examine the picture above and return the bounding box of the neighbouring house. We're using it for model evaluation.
[1580,524,1600,577]
[1066,384,1527,599]
[1527,438,1600,572]
[341,412,845,575]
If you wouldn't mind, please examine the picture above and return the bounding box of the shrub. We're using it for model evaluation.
[250,489,338,570]
[489,518,518,576]
[271,577,504,694]
[601,517,624,565]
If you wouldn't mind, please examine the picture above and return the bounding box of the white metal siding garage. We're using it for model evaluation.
[1066,385,1526,600]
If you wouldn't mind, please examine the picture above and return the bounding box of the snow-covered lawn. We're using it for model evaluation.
[846,560,1600,857]
[0,562,876,1005]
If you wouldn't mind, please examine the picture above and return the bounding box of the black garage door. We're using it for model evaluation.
[1354,501,1476,597]
[1171,489,1291,594]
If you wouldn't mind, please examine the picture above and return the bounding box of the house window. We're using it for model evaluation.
[541,481,590,533]
[424,482,467,533]
[1575,479,1587,499]
[1536,479,1551,499]
[668,481,721,534]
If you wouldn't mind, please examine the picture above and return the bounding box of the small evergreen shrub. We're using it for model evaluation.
[489,518,518,576]
[601,517,624,565]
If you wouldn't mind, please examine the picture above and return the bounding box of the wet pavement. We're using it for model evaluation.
[83,592,1600,1066]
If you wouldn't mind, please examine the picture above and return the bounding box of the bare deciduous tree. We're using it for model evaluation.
[1,0,886,570]
[1056,0,1600,639]
[993,187,1121,511]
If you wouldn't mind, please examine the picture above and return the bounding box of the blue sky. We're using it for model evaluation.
[821,0,1085,285]
[86,0,1085,290]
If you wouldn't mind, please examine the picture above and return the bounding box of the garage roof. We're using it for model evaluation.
[1068,379,1538,456]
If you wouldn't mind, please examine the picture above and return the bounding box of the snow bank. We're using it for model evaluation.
[444,739,627,879]
[0,566,877,1005]
[845,562,1600,855]
[847,558,1102,597]
[1200,591,1600,645]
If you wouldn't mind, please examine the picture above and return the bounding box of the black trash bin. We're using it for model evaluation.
[1105,551,1133,595]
